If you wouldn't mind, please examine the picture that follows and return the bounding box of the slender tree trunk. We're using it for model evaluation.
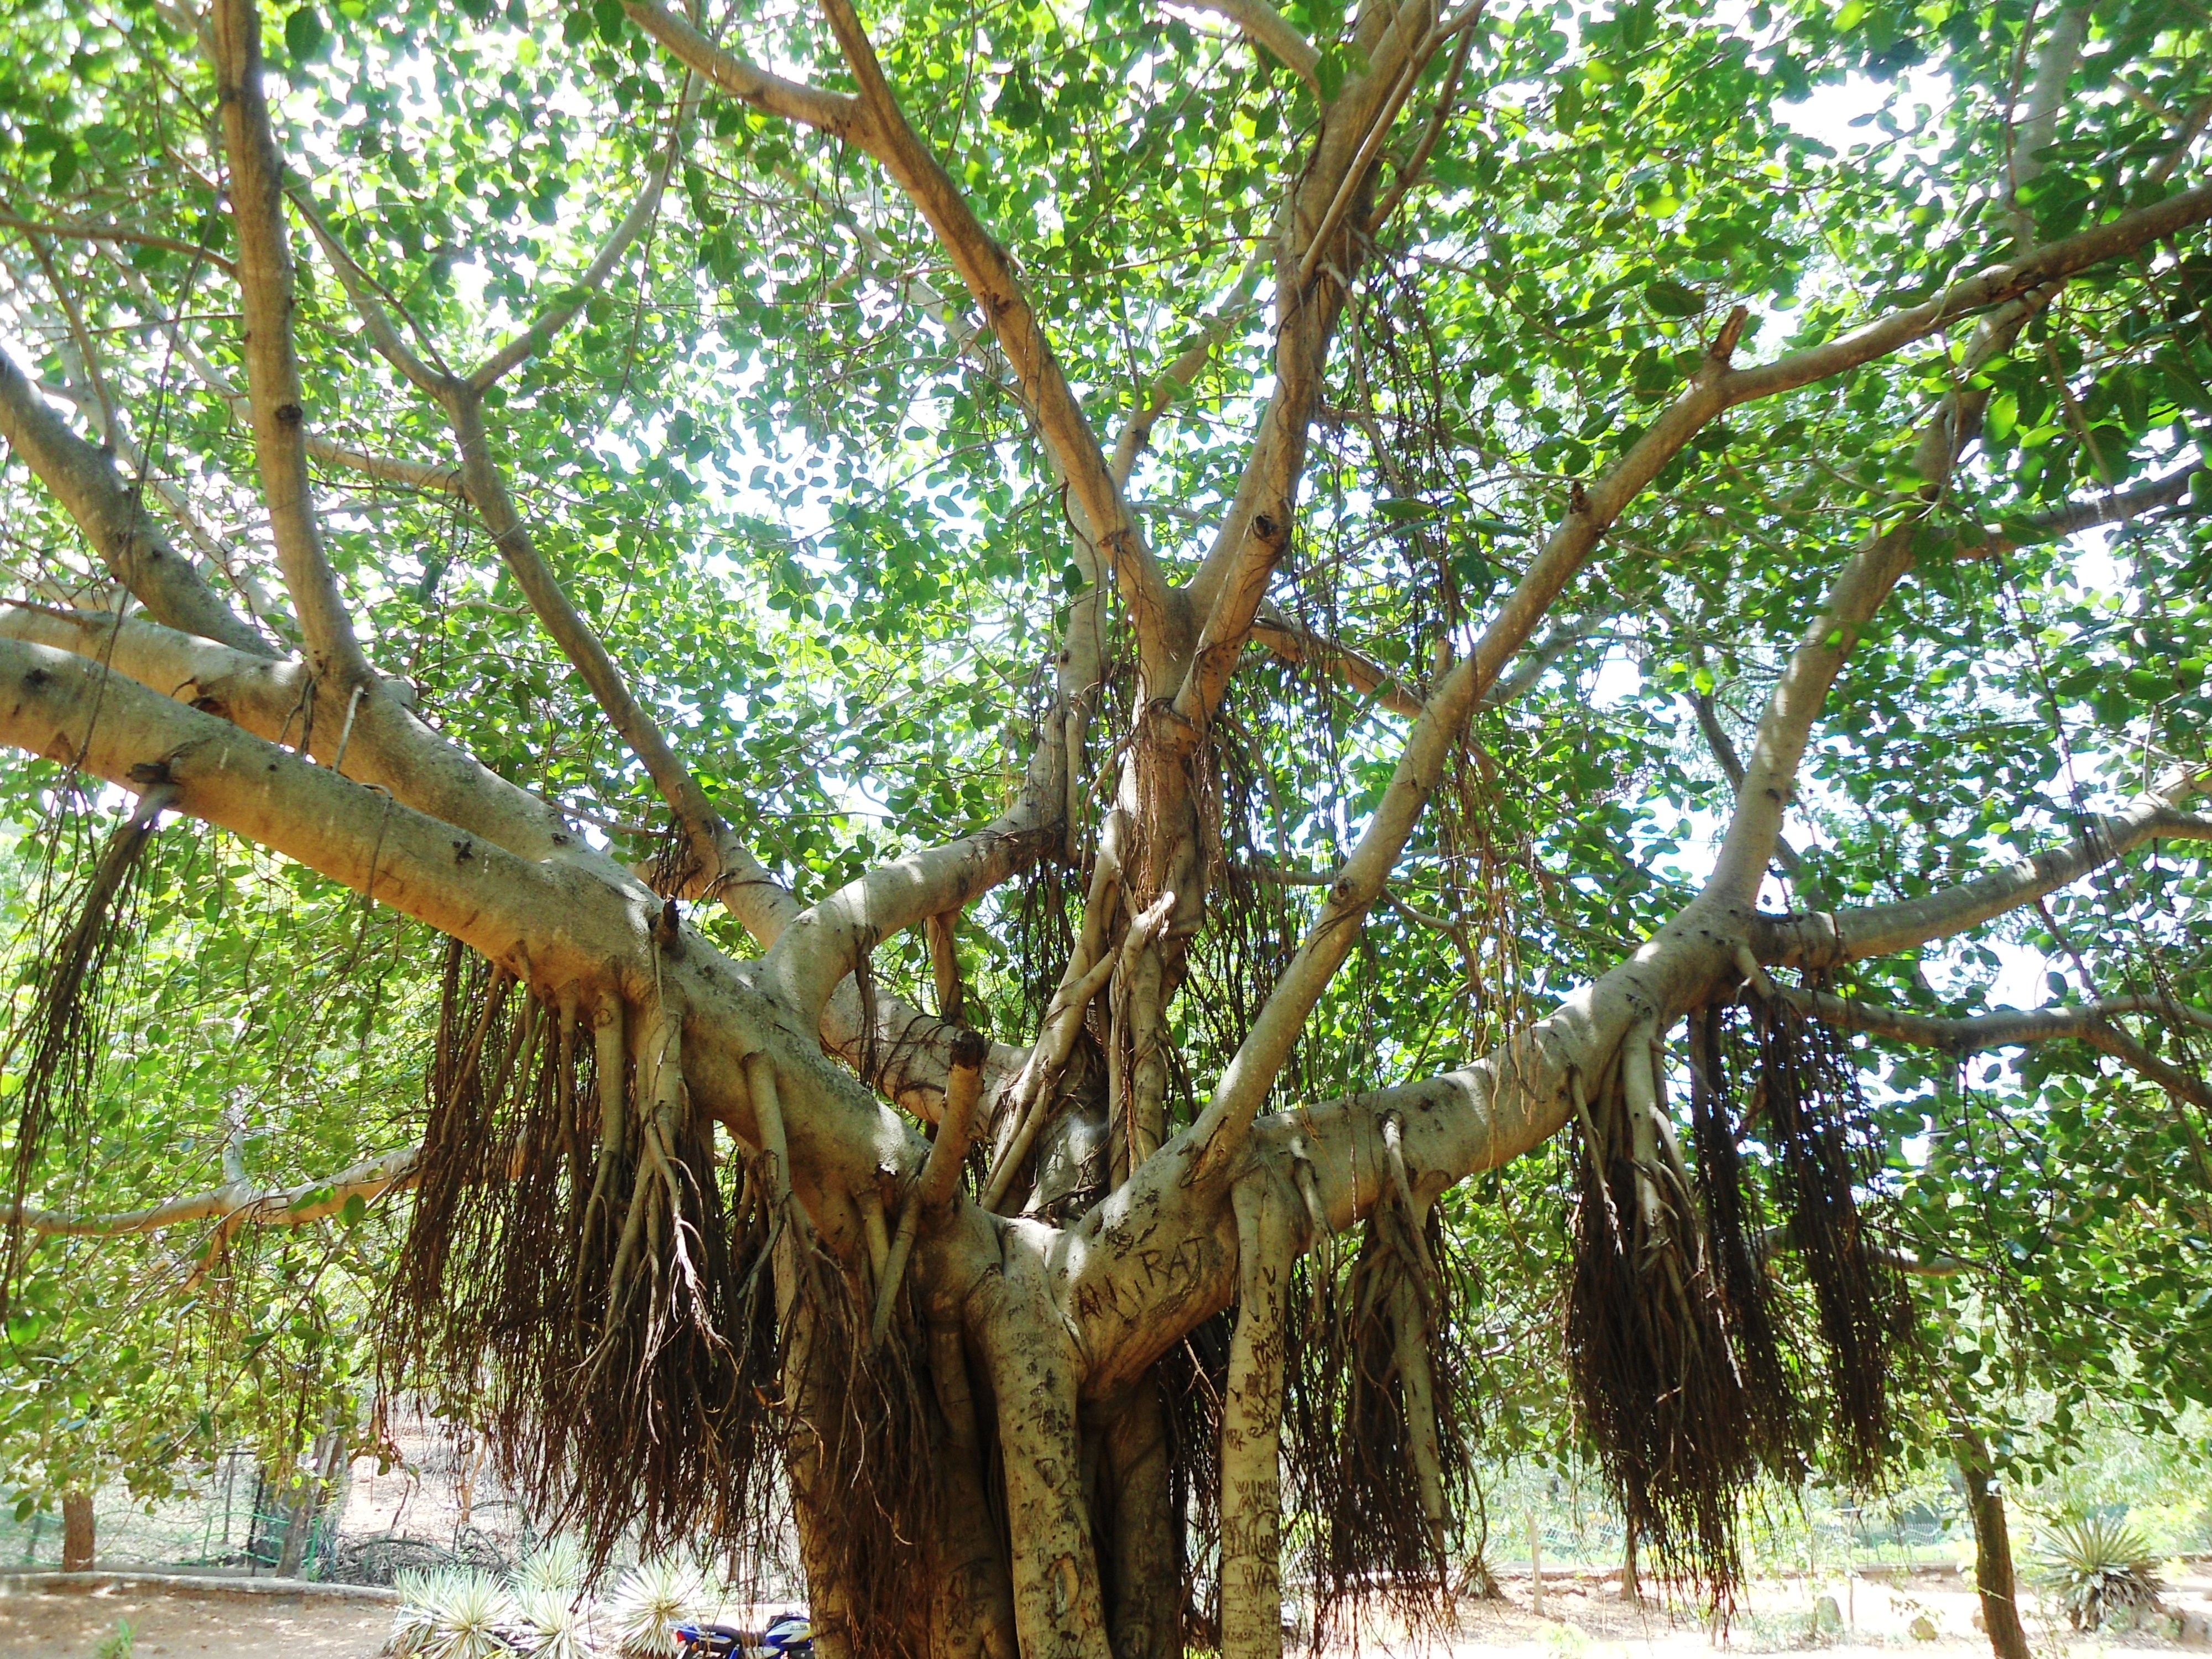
[1620,1527,1641,1603]
[1954,1423,2032,1659]
[60,1489,93,1572]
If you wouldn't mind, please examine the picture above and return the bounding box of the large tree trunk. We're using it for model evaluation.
[60,1489,93,1573]
[1954,1423,2032,1659]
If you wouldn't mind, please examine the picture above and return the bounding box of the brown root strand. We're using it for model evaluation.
[1566,1039,1755,1604]
[377,948,782,1576]
[1286,1198,1469,1645]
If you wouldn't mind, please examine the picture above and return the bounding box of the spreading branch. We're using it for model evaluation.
[3,1147,419,1239]
[0,345,274,656]
[1787,986,2212,1112]
[208,0,372,686]
[1759,782,2212,969]
[1166,0,1321,90]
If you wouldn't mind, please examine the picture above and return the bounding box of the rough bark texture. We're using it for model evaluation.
[0,1,2205,1649]
[60,1490,93,1573]
[1956,1426,2034,1659]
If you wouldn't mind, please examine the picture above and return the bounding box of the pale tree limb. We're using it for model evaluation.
[0,603,646,884]
[0,634,922,1211]
[440,388,1011,1115]
[444,390,767,905]
[1786,985,2212,1112]
[1247,607,1425,717]
[465,91,691,392]
[1185,308,1755,1172]
[1165,0,1319,91]
[1366,24,1475,232]
[622,0,866,137]
[1181,0,1451,632]
[811,0,1173,672]
[1704,108,2093,905]
[2011,462,2196,538]
[1701,519,1919,905]
[1718,180,2212,406]
[3,1147,419,1239]
[208,0,373,687]
[1688,690,1804,878]
[0,344,275,656]
[1758,782,2212,969]
[2003,2,2089,244]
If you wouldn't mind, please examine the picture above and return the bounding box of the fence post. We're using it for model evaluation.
[1529,1511,1542,1617]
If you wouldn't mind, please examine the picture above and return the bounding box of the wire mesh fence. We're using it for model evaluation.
[1,1415,535,1584]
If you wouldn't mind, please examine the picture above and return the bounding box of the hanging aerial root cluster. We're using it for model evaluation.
[778,1222,938,1659]
[1,775,176,1313]
[1285,1127,1471,1644]
[1564,990,1914,1603]
[380,945,939,1641]
[1745,990,1916,1484]
[1159,1309,1234,1651]
[378,943,780,1571]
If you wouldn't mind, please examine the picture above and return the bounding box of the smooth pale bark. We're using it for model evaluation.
[208,0,371,688]
[1219,1173,1296,1659]
[0,347,272,658]
[971,1222,1113,1659]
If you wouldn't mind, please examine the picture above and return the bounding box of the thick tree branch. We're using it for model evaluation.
[0,633,920,1217]
[811,0,1172,672]
[1108,259,1264,488]
[1703,522,1918,903]
[1249,606,1424,716]
[1758,779,2212,970]
[1183,310,1755,1169]
[1689,690,1803,878]
[0,346,274,656]
[1788,987,2212,1111]
[445,390,763,901]
[2013,462,2195,538]
[1718,181,2212,406]
[208,0,372,686]
[1168,0,1319,90]
[622,0,866,137]
[0,603,635,883]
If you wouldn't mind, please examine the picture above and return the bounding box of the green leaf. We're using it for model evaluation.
[1644,279,1705,317]
[283,6,325,60]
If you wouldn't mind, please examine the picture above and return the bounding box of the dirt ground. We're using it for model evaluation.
[1,1564,2207,1658]
[0,1580,392,1658]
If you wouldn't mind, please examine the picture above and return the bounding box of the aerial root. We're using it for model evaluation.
[1,777,179,1311]
[380,950,781,1576]
[1564,991,1915,1604]
[1286,1124,1468,1644]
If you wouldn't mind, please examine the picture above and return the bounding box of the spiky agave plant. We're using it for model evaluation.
[510,1535,587,1601]
[2036,1514,2166,1630]
[385,1568,443,1657]
[513,1585,596,1659]
[608,1557,707,1658]
[416,1568,520,1659]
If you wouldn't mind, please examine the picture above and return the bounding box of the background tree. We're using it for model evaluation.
[1,0,2209,1655]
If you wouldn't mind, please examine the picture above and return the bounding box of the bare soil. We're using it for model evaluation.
[0,1580,392,1658]
[1,1565,2207,1658]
